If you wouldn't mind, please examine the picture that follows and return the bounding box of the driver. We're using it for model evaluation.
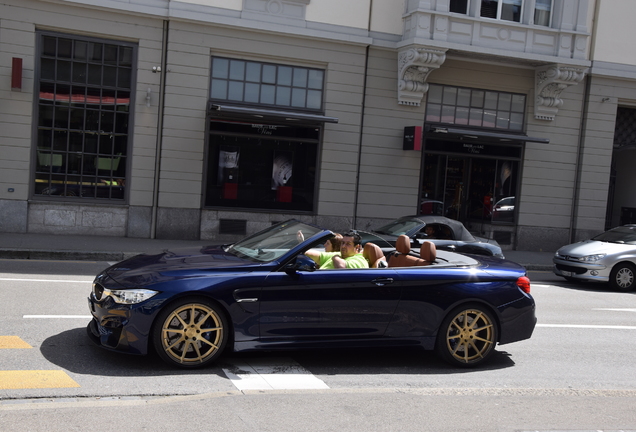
[305,230,369,269]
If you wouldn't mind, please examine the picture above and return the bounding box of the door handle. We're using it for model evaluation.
[372,277,394,286]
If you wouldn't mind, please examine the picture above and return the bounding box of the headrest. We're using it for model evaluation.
[396,235,411,254]
[363,242,385,267]
[420,241,437,262]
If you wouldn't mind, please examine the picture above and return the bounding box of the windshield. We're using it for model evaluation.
[592,226,636,245]
[374,218,422,236]
[227,220,323,262]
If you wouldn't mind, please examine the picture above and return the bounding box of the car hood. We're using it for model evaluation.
[556,239,635,257]
[103,244,265,287]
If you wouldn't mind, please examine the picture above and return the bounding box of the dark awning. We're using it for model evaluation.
[208,103,339,124]
[426,125,550,144]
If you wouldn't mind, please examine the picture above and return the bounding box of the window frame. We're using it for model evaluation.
[480,0,523,23]
[425,84,527,132]
[533,0,553,26]
[32,31,137,202]
[450,0,469,14]
[209,56,326,114]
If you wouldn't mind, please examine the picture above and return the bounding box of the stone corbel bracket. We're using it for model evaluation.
[535,64,587,121]
[398,47,447,106]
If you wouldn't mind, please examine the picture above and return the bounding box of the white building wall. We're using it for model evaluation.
[0,0,165,235]
[592,0,636,65]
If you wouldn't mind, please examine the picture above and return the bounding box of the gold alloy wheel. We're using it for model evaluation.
[444,308,495,364]
[160,302,224,365]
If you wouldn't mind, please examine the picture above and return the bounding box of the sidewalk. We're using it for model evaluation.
[0,232,554,271]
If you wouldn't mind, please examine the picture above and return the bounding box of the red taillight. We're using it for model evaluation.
[517,276,531,294]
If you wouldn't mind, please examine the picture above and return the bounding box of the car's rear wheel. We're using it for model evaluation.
[609,263,636,292]
[435,304,498,367]
[153,297,228,368]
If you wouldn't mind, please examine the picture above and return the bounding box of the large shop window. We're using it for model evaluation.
[33,33,135,200]
[426,84,525,131]
[423,84,528,226]
[210,57,324,112]
[205,121,320,212]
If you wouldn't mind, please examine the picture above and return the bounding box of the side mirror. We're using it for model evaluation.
[284,255,317,274]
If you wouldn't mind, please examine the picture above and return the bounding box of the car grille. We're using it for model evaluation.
[559,255,579,261]
[93,282,105,301]
[555,264,587,274]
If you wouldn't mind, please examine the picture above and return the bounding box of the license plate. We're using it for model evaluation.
[561,271,572,277]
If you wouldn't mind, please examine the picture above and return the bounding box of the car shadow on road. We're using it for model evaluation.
[40,327,516,377]
[39,327,228,378]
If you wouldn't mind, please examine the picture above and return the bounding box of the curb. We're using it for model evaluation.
[0,249,133,262]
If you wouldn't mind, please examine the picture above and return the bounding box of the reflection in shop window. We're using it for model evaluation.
[34,32,134,200]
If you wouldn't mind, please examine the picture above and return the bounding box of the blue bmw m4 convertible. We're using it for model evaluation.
[87,220,535,368]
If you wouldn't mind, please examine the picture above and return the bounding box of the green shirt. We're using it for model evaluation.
[319,252,369,269]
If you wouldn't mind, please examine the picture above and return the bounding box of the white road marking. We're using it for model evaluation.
[537,324,636,330]
[0,278,91,283]
[592,308,636,313]
[222,357,329,391]
[23,315,92,319]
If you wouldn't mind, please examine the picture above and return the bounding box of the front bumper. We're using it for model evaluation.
[552,257,610,283]
[87,293,160,355]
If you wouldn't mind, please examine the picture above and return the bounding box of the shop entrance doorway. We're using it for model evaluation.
[421,153,518,228]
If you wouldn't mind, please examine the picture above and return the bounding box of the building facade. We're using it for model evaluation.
[0,0,634,251]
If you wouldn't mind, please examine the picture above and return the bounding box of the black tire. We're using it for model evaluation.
[435,304,498,367]
[152,297,228,368]
[609,263,636,292]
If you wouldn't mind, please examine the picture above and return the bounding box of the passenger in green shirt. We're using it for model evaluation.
[305,230,369,269]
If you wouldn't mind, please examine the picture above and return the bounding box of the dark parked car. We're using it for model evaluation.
[87,220,535,369]
[371,215,504,258]
[554,224,636,292]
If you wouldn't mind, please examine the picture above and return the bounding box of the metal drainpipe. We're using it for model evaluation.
[569,0,599,244]
[352,0,372,229]
[569,74,590,244]
[150,20,169,239]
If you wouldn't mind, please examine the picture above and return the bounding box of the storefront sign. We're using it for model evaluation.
[425,139,522,158]
[403,126,422,151]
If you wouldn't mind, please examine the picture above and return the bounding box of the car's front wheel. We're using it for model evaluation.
[152,297,228,368]
[435,304,498,367]
[609,263,636,292]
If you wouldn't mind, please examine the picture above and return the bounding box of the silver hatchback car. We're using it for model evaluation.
[553,225,636,292]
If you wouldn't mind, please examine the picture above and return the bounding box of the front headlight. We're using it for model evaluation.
[103,288,158,304]
[578,254,606,263]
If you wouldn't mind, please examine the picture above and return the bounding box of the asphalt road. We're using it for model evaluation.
[1,259,635,431]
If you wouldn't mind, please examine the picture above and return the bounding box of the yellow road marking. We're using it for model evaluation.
[0,370,80,390]
[0,336,32,349]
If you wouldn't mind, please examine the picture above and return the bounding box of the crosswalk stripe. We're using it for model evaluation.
[0,371,80,390]
[222,357,329,391]
[0,336,32,349]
